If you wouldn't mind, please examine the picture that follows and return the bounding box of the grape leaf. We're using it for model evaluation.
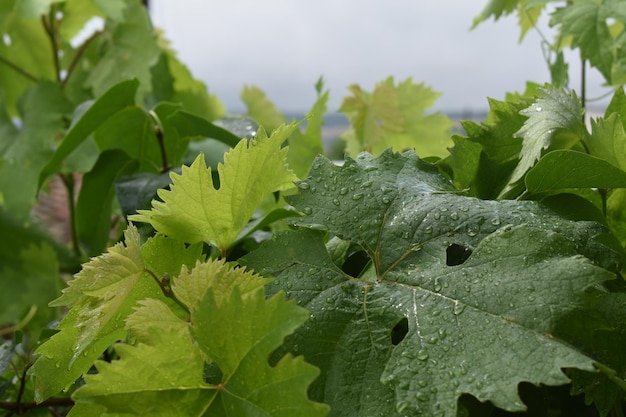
[0,3,56,116]
[75,150,136,256]
[72,300,214,417]
[472,0,519,27]
[241,150,616,416]
[191,285,329,416]
[525,149,626,194]
[85,2,160,97]
[29,225,168,401]
[500,86,585,198]
[241,85,286,134]
[71,260,328,417]
[0,82,72,221]
[130,122,300,252]
[288,79,328,179]
[339,77,454,158]
[552,0,626,85]
[39,79,139,188]
[587,113,626,171]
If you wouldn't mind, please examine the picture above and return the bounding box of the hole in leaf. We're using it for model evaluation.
[391,317,409,346]
[342,250,371,277]
[446,243,472,266]
[203,362,223,385]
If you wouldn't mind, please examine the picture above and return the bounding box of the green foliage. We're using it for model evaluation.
[2,1,626,416]
[130,122,300,253]
[242,150,619,416]
[339,76,454,158]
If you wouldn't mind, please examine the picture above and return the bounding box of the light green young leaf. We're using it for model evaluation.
[288,79,328,179]
[339,77,454,158]
[500,86,585,198]
[172,258,269,310]
[130,122,300,251]
[154,33,226,121]
[29,225,162,401]
[240,84,286,134]
[192,286,329,416]
[71,261,326,417]
[472,0,520,27]
[242,150,616,416]
[72,302,214,417]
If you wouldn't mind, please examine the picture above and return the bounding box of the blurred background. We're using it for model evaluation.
[148,0,611,118]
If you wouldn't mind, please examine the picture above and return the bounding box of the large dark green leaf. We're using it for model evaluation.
[242,150,617,416]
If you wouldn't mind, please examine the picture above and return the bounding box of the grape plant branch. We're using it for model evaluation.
[41,7,62,83]
[0,55,38,82]
[144,269,190,313]
[63,30,102,87]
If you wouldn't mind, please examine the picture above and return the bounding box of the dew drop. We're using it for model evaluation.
[453,303,466,315]
[450,212,459,220]
[416,392,429,402]
[298,181,310,190]
[382,196,391,204]
[535,106,542,112]
[438,328,447,339]
[491,217,501,226]
[332,198,341,206]
[433,212,441,220]
[339,187,349,195]
[303,207,313,215]
[417,349,429,360]
[352,193,364,200]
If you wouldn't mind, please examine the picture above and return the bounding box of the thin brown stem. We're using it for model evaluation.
[63,30,102,86]
[41,7,62,83]
[0,55,39,82]
[144,269,190,314]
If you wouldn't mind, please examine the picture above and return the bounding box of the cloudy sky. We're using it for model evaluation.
[150,1,609,114]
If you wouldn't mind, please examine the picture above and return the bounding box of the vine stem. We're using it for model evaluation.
[63,29,102,86]
[41,6,62,83]
[144,269,190,314]
[0,55,39,82]
[581,54,587,122]
[148,111,170,172]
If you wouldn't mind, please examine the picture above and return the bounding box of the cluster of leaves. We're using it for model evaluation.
[2,1,626,417]
[474,0,626,90]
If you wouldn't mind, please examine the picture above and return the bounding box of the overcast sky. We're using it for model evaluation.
[150,1,609,114]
